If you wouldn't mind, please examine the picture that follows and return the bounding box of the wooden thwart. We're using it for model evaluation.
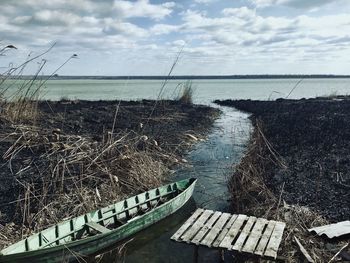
[171,209,286,259]
[86,222,111,234]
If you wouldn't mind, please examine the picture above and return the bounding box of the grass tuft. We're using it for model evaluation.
[178,80,194,104]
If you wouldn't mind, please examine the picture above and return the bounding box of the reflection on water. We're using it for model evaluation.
[91,105,251,263]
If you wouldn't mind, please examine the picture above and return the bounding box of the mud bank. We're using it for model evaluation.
[0,99,220,248]
[216,97,350,222]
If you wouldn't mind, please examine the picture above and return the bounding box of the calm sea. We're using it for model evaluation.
[7,78,350,103]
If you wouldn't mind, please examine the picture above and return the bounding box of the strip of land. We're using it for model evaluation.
[15,74,350,80]
[216,96,350,261]
[0,99,220,249]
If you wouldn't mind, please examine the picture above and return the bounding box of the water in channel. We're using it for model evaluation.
[97,105,251,262]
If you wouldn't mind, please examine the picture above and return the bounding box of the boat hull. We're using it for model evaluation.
[0,179,196,263]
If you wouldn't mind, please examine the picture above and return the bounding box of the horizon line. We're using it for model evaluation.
[14,74,350,80]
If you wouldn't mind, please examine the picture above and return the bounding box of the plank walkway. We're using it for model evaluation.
[171,208,285,259]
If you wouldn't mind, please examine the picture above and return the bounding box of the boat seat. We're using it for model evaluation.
[86,222,111,234]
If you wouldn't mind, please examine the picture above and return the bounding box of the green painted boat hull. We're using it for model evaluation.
[0,178,197,263]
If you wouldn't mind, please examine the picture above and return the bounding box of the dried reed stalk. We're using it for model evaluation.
[0,124,179,248]
[229,119,347,262]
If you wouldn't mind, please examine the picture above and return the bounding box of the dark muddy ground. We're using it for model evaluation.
[0,100,220,226]
[216,97,350,222]
[39,100,219,153]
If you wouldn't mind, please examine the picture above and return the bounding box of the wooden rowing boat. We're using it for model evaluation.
[0,178,197,262]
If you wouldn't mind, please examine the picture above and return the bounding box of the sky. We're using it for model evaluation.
[1,0,350,75]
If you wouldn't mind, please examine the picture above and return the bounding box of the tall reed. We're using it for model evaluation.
[0,43,76,123]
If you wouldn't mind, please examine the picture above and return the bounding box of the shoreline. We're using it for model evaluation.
[11,74,350,81]
[215,97,350,261]
[216,97,349,222]
[0,99,220,249]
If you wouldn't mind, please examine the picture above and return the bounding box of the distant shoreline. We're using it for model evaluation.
[11,74,350,80]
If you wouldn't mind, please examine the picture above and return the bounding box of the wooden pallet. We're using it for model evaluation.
[171,208,286,259]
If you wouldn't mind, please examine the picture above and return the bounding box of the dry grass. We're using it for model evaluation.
[230,119,348,262]
[0,45,198,259]
[0,76,43,123]
[178,81,194,104]
[0,44,76,124]
[0,123,180,248]
[2,99,40,123]
[229,120,283,217]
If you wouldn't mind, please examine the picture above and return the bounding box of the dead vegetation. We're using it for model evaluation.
[178,80,194,104]
[0,76,42,123]
[0,44,221,258]
[0,124,169,248]
[0,99,220,251]
[0,43,77,124]
[230,120,348,262]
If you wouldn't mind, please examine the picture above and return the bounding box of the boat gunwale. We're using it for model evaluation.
[38,189,178,250]
[0,178,197,259]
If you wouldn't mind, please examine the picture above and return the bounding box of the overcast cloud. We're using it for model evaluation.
[1,0,350,75]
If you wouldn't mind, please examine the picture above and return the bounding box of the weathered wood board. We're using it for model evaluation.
[86,222,111,234]
[171,209,286,259]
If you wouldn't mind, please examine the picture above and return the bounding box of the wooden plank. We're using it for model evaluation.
[254,220,276,256]
[192,211,222,245]
[171,208,204,241]
[171,208,287,259]
[180,210,214,243]
[241,218,268,253]
[86,222,110,234]
[212,214,238,247]
[232,216,257,251]
[202,213,232,248]
[219,214,247,249]
[264,222,286,259]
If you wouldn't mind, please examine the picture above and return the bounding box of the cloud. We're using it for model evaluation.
[103,20,148,37]
[2,0,177,52]
[172,40,186,46]
[150,24,180,35]
[1,0,101,13]
[194,0,217,4]
[181,8,295,44]
[251,0,345,9]
[32,10,81,26]
[282,0,342,8]
[177,4,350,67]
[1,0,350,75]
[113,0,175,20]
[222,7,256,19]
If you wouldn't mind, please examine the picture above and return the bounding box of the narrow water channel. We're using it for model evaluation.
[100,105,251,262]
